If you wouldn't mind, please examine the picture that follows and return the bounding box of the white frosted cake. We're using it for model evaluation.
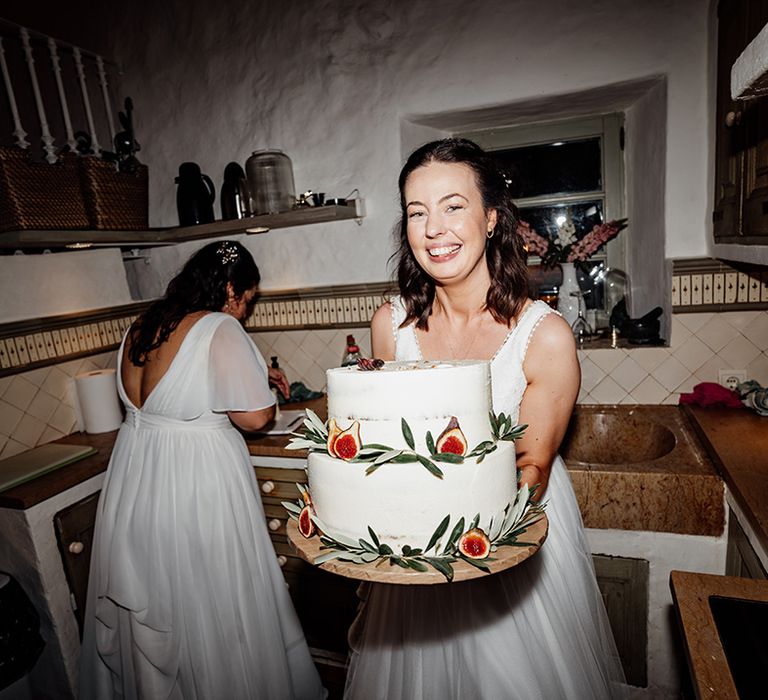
[306,360,518,550]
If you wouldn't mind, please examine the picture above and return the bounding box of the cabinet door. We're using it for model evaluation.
[725,512,768,579]
[593,554,649,688]
[713,0,749,242]
[53,491,100,637]
[741,1,768,240]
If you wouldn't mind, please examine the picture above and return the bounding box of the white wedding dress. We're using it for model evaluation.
[343,299,627,700]
[79,313,325,700]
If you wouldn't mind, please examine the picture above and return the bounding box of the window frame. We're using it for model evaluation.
[457,113,626,270]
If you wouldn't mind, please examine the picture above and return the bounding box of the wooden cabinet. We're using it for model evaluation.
[53,490,100,637]
[725,509,768,579]
[593,554,649,688]
[254,464,360,656]
[713,0,768,244]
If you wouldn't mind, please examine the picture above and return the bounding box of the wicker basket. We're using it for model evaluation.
[0,147,89,233]
[79,157,148,230]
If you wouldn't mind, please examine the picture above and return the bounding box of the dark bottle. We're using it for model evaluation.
[341,334,362,367]
[220,162,251,221]
[175,162,215,226]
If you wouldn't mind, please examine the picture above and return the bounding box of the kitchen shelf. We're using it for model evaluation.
[0,201,365,250]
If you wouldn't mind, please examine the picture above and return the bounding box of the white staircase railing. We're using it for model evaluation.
[0,18,122,161]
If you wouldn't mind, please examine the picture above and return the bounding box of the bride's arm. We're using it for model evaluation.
[515,313,580,499]
[370,303,395,360]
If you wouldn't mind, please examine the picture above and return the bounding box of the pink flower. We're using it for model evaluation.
[566,219,627,263]
[515,220,549,256]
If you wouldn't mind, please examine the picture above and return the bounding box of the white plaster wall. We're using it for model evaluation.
[0,250,133,324]
[106,0,712,292]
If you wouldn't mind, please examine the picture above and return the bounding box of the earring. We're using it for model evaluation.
[487,228,495,239]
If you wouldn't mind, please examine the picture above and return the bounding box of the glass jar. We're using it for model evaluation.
[245,149,296,215]
[603,268,630,320]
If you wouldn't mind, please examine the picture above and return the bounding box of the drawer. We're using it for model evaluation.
[254,466,307,483]
[256,477,306,501]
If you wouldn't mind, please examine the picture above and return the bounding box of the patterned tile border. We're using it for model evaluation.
[3,258,768,377]
[672,258,768,312]
[0,283,391,378]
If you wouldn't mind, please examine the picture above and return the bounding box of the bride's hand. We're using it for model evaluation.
[268,367,291,399]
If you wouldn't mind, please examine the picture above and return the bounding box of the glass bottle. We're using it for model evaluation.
[570,292,593,347]
[603,268,630,319]
[341,334,362,367]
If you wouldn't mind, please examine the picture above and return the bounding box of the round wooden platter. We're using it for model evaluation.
[286,514,548,585]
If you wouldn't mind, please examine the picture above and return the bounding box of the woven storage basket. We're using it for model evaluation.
[79,157,148,230]
[0,147,89,233]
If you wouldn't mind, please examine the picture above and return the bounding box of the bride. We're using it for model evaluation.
[344,139,627,699]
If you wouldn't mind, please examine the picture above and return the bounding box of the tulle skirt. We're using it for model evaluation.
[78,420,324,700]
[344,457,627,700]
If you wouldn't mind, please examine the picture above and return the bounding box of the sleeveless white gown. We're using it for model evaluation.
[343,299,627,700]
[79,313,325,700]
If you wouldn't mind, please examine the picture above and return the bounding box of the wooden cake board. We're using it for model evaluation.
[287,514,548,585]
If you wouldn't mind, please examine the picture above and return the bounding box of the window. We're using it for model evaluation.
[460,114,625,326]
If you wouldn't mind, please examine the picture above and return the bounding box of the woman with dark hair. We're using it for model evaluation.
[79,241,323,699]
[345,140,626,699]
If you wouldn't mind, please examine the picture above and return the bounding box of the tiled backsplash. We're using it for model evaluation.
[251,310,768,406]
[0,351,117,459]
[1,307,767,460]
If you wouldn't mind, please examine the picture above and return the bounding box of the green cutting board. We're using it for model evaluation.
[0,443,98,493]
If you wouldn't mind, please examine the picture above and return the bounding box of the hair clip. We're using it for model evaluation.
[217,241,239,265]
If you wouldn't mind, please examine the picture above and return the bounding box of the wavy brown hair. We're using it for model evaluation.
[395,138,529,329]
[127,241,260,366]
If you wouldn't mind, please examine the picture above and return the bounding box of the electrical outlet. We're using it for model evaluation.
[718,369,747,390]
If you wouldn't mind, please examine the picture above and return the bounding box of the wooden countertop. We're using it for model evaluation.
[0,398,326,510]
[243,397,326,458]
[0,430,117,509]
[683,405,768,555]
[670,570,768,699]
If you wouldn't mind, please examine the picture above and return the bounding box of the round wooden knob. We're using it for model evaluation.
[725,110,742,127]
[261,481,275,494]
[68,541,84,555]
[268,518,281,531]
[277,555,287,567]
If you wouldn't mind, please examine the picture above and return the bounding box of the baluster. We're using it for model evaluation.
[48,38,77,152]
[20,27,57,163]
[73,47,101,153]
[96,56,116,146]
[0,37,29,148]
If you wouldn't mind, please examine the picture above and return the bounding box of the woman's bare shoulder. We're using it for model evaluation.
[371,301,393,325]
[371,302,395,360]
[524,310,577,370]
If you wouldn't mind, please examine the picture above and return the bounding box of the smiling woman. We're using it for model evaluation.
[354,138,627,700]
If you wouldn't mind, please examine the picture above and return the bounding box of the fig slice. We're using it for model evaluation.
[331,420,362,461]
[435,417,468,456]
[458,528,491,559]
[327,418,342,455]
[298,505,316,538]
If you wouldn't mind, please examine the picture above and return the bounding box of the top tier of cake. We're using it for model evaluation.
[326,360,494,451]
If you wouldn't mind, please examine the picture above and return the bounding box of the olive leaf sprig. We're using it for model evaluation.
[283,483,545,581]
[286,410,527,480]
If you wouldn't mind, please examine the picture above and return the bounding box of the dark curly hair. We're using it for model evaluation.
[395,138,529,329]
[127,240,260,366]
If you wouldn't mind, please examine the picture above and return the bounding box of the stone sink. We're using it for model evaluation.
[560,405,723,536]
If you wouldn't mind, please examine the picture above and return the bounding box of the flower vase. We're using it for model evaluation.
[557,262,580,327]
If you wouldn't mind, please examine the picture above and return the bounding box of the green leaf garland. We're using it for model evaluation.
[282,486,546,582]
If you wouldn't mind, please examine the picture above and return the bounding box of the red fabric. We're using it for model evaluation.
[679,382,744,409]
